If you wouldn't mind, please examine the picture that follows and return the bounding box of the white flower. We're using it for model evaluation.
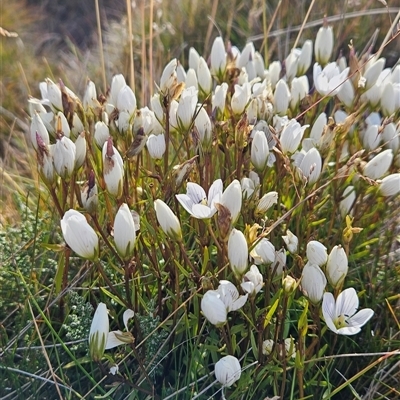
[176,87,198,131]
[185,68,198,89]
[268,61,281,89]
[30,112,50,151]
[210,36,226,75]
[176,179,223,219]
[94,121,110,149]
[251,130,270,171]
[310,112,327,143]
[379,173,400,196]
[220,180,242,224]
[241,265,264,295]
[56,111,71,138]
[74,132,86,170]
[306,240,328,266]
[197,57,212,95]
[363,149,393,180]
[315,25,333,65]
[251,238,275,265]
[297,40,313,75]
[117,85,137,114]
[36,134,54,184]
[189,47,200,70]
[231,83,250,114]
[40,78,63,110]
[61,209,98,260]
[295,147,322,185]
[322,288,374,335]
[89,303,109,361]
[154,199,182,241]
[274,79,290,115]
[194,106,212,146]
[212,82,229,113]
[102,138,124,197]
[337,79,355,107]
[81,171,98,214]
[146,133,166,159]
[271,248,287,276]
[363,58,385,91]
[109,74,126,107]
[262,339,274,355]
[160,58,177,95]
[282,275,297,294]
[326,245,348,288]
[282,229,298,254]
[217,280,248,312]
[83,80,98,109]
[290,76,309,110]
[201,290,228,326]
[280,119,308,154]
[301,263,327,304]
[228,229,248,276]
[53,135,76,179]
[215,355,241,387]
[114,204,136,260]
[313,62,349,97]
[255,191,278,215]
[382,123,399,153]
[150,93,164,122]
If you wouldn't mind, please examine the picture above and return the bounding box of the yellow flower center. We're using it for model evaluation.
[334,314,348,329]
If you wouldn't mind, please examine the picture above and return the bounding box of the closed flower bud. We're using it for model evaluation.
[271,248,286,276]
[290,76,309,110]
[194,106,212,146]
[44,78,63,110]
[221,180,242,225]
[379,173,400,196]
[74,131,86,169]
[36,133,54,184]
[297,40,313,75]
[61,209,99,260]
[301,262,327,304]
[117,85,137,115]
[114,204,136,260]
[30,112,50,151]
[363,58,385,91]
[53,134,76,179]
[110,74,126,107]
[255,191,278,215]
[297,147,322,185]
[146,133,166,159]
[282,229,298,254]
[228,228,248,276]
[212,82,228,113]
[215,355,241,387]
[326,245,348,288]
[315,25,333,65]
[210,36,227,76]
[160,58,178,97]
[94,121,110,149]
[83,80,98,109]
[189,47,200,70]
[380,81,396,116]
[154,199,182,241]
[231,83,250,114]
[81,171,98,214]
[185,68,198,89]
[268,61,281,89]
[197,57,212,96]
[176,87,198,131]
[363,149,393,180]
[274,79,290,115]
[102,138,124,197]
[150,93,164,122]
[252,238,276,265]
[280,119,308,154]
[382,123,399,153]
[251,130,269,171]
[307,240,328,266]
[310,112,327,143]
[337,79,355,108]
[89,303,109,362]
[283,275,297,294]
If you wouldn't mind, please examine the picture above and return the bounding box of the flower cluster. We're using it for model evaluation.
[27,19,399,397]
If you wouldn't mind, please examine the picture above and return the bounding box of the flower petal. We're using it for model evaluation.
[186,182,206,204]
[192,203,215,218]
[208,179,223,204]
[105,330,125,349]
[176,194,195,216]
[348,308,374,328]
[336,287,359,318]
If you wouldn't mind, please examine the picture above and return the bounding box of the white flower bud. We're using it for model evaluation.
[188,47,200,70]
[363,58,385,91]
[283,275,297,294]
[274,79,290,115]
[378,173,400,196]
[160,59,178,95]
[185,68,198,90]
[110,74,126,107]
[212,82,228,113]
[197,57,212,95]
[363,149,393,180]
[382,123,399,153]
[94,121,110,149]
[297,40,313,75]
[301,262,327,304]
[228,228,248,276]
[310,112,327,143]
[30,112,50,151]
[102,138,124,197]
[241,265,264,295]
[83,80,98,109]
[194,106,212,146]
[114,203,136,260]
[61,209,99,259]
[380,81,395,116]
[255,191,278,215]
[74,131,86,169]
[150,93,164,122]
[326,245,348,288]
[271,249,286,276]
[315,25,333,65]
[117,85,137,114]
[44,78,63,110]
[251,130,270,171]
[53,135,76,179]
[81,171,98,214]
[56,111,71,138]
[337,79,355,107]
[290,76,309,110]
[146,133,166,159]
[221,180,242,225]
[280,119,308,154]
[231,83,250,114]
[306,240,328,266]
[252,238,275,265]
[154,199,182,240]
[339,186,356,218]
[201,290,227,326]
[215,355,241,387]
[268,61,281,89]
[210,36,226,75]
[297,147,322,185]
[176,87,198,131]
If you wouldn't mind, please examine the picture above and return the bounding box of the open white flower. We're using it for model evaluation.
[217,280,248,312]
[313,62,349,97]
[176,179,223,219]
[106,309,135,349]
[201,290,228,326]
[241,265,264,295]
[322,288,374,335]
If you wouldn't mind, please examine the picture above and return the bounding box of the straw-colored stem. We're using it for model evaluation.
[95,0,107,94]
[292,0,316,49]
[126,0,135,91]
